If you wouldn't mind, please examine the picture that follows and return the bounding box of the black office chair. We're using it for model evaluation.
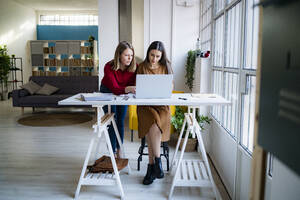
[137,137,169,171]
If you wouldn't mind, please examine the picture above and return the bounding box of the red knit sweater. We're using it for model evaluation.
[101,61,136,95]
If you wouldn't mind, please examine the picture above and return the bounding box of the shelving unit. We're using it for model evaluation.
[8,57,23,98]
[30,40,98,76]
[169,107,218,200]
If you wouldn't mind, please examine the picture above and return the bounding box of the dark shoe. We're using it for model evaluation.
[143,164,156,185]
[154,157,164,179]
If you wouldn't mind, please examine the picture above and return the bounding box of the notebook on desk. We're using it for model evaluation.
[81,93,114,101]
[135,74,173,99]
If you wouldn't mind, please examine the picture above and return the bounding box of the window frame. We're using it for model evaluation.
[39,14,98,26]
[210,0,259,154]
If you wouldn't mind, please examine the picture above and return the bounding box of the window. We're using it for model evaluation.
[225,2,242,68]
[244,0,259,70]
[214,0,224,15]
[212,70,223,122]
[239,0,259,153]
[223,72,239,136]
[40,14,98,25]
[213,15,224,68]
[200,0,213,51]
[209,0,259,153]
[241,75,256,152]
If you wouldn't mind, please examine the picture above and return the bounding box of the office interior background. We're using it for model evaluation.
[0,0,299,199]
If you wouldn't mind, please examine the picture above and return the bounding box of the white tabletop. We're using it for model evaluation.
[58,93,230,106]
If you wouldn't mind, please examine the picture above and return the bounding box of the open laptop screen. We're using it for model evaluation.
[135,74,173,99]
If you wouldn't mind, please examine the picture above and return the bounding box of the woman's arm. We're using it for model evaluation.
[125,86,136,93]
[125,73,136,94]
[125,64,138,93]
[127,72,136,86]
[102,64,126,95]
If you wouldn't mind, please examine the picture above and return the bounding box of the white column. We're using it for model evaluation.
[98,0,119,80]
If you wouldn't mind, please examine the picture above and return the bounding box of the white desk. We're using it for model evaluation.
[59,93,230,200]
[59,93,228,106]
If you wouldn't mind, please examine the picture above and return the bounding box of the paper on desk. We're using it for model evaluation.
[115,93,135,100]
[81,93,114,101]
[191,93,217,98]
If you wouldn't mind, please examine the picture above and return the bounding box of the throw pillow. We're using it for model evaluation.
[20,80,41,95]
[19,89,30,97]
[36,83,59,95]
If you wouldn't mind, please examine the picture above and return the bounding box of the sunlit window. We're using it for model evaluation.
[212,70,223,122]
[213,15,224,68]
[225,2,242,68]
[241,76,256,152]
[200,0,213,51]
[223,72,239,136]
[208,0,259,153]
[40,15,98,25]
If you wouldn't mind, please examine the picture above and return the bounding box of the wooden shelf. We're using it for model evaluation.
[82,172,117,186]
[172,159,212,187]
[30,40,98,76]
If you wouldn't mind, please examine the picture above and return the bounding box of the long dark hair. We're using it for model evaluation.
[144,41,173,74]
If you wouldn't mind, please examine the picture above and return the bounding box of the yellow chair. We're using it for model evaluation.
[128,105,138,142]
[128,90,184,141]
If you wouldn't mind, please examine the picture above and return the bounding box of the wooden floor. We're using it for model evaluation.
[0,99,230,200]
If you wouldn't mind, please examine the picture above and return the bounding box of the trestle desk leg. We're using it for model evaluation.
[169,128,191,200]
[170,117,187,172]
[111,118,131,174]
[103,128,125,199]
[93,129,103,161]
[75,137,96,200]
[195,125,219,199]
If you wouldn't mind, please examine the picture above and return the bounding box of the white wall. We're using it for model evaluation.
[98,0,119,80]
[0,0,36,84]
[209,119,252,199]
[144,0,200,92]
[235,147,252,200]
[97,0,199,91]
[209,120,237,197]
[265,157,300,200]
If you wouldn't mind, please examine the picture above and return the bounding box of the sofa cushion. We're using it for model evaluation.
[12,76,99,108]
[36,83,59,95]
[20,80,41,94]
[19,89,30,97]
[30,76,98,95]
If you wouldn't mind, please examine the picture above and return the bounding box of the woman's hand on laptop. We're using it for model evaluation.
[125,86,136,94]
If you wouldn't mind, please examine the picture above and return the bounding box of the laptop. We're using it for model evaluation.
[135,74,173,99]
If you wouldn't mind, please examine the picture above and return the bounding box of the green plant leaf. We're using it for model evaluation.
[185,50,197,91]
[171,106,212,138]
[0,45,11,85]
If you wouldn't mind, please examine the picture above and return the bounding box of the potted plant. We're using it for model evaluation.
[185,50,197,91]
[0,45,11,100]
[171,106,211,151]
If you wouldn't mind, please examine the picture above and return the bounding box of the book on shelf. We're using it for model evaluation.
[80,93,115,101]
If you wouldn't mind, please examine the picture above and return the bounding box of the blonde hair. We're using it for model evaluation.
[110,41,136,72]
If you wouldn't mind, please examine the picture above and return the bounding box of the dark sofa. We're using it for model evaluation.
[12,76,98,109]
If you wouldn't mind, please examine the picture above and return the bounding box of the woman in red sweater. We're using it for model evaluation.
[100,41,137,158]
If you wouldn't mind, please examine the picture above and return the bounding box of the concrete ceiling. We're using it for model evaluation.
[13,0,98,11]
